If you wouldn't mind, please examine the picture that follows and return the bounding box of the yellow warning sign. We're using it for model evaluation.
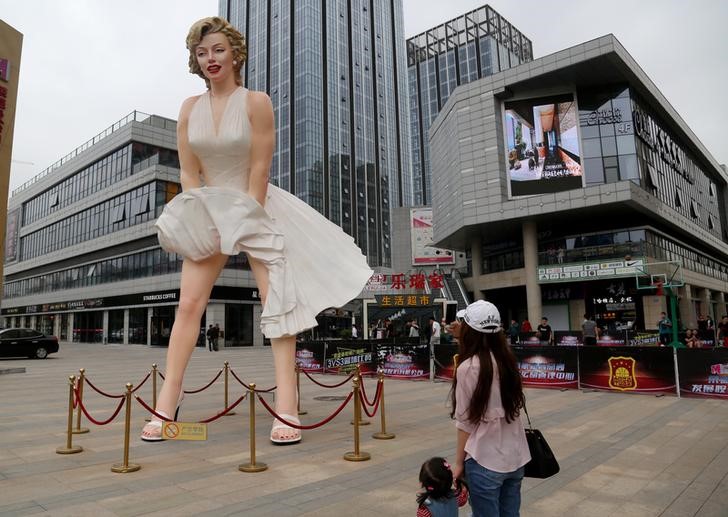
[162,421,207,441]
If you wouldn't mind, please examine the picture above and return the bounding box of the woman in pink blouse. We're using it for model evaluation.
[450,300,531,516]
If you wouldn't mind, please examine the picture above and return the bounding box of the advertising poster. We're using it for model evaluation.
[518,332,543,345]
[434,344,458,380]
[295,341,325,372]
[324,342,376,375]
[596,332,627,346]
[628,331,660,346]
[512,346,579,389]
[677,348,728,399]
[376,343,430,379]
[554,331,583,346]
[504,93,583,197]
[579,346,676,395]
[4,208,19,263]
[410,208,455,265]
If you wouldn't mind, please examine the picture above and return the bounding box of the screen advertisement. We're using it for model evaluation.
[411,208,455,265]
[504,93,583,197]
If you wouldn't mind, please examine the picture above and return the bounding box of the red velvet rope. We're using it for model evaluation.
[359,376,376,406]
[158,371,165,380]
[74,388,126,425]
[84,377,126,399]
[134,393,248,424]
[131,372,152,393]
[198,394,247,423]
[361,382,383,418]
[183,369,223,394]
[229,368,276,393]
[301,368,356,388]
[134,396,175,422]
[256,391,353,430]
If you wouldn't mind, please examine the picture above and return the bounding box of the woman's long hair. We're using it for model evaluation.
[450,324,525,424]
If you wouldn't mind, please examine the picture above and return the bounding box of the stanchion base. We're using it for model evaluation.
[239,462,268,472]
[56,445,83,455]
[111,463,141,473]
[344,451,371,462]
[72,427,90,435]
[298,410,308,415]
[351,420,371,426]
[224,411,237,416]
[372,432,395,440]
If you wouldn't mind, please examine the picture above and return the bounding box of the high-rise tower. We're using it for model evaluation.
[220,0,413,267]
[407,5,533,204]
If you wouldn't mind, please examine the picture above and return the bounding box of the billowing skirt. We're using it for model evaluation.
[155,185,373,338]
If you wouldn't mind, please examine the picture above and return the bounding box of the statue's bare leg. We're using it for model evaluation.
[141,253,228,440]
[248,256,299,442]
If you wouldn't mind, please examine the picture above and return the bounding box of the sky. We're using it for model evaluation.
[2,0,727,194]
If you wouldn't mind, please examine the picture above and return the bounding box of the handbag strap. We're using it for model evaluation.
[522,399,533,429]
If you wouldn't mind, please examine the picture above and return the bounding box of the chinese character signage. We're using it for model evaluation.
[513,346,579,389]
[677,348,728,399]
[411,208,454,265]
[538,258,645,283]
[4,208,19,263]
[375,294,436,308]
[0,58,9,82]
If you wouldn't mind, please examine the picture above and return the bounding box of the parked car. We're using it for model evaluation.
[0,328,59,359]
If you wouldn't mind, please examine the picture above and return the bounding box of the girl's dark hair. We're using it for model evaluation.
[450,324,525,424]
[417,457,455,506]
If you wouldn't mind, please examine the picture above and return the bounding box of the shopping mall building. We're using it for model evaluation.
[429,35,728,332]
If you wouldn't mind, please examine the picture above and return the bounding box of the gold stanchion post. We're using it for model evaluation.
[146,364,158,422]
[239,383,268,472]
[372,370,395,440]
[224,362,236,416]
[72,368,90,434]
[351,364,370,426]
[344,377,371,462]
[111,383,141,473]
[56,375,83,454]
[453,354,459,374]
[296,365,307,416]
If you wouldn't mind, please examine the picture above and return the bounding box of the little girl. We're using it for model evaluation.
[417,457,469,516]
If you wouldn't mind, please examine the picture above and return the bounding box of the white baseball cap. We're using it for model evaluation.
[456,300,502,334]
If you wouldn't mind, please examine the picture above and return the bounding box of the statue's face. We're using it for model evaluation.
[195,32,234,84]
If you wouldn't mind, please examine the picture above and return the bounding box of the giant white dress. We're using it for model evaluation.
[155,86,373,338]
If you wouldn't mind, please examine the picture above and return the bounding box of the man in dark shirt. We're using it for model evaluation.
[537,317,553,345]
[206,324,215,352]
[718,316,728,347]
[582,314,599,346]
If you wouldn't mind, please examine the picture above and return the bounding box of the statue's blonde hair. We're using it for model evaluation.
[186,17,246,88]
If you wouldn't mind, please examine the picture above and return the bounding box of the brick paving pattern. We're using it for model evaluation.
[1,343,727,516]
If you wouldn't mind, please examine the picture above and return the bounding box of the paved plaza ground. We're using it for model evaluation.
[1,342,727,516]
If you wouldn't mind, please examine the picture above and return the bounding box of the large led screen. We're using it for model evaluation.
[504,93,583,197]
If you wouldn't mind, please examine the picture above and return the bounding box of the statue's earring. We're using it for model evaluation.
[233,60,238,66]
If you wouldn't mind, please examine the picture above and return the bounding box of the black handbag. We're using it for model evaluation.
[522,404,560,478]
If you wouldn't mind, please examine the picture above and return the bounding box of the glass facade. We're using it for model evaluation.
[221,0,411,267]
[407,5,533,205]
[3,248,249,300]
[21,182,158,261]
[22,143,179,227]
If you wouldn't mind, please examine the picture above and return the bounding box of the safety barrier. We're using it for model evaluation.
[56,360,394,472]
